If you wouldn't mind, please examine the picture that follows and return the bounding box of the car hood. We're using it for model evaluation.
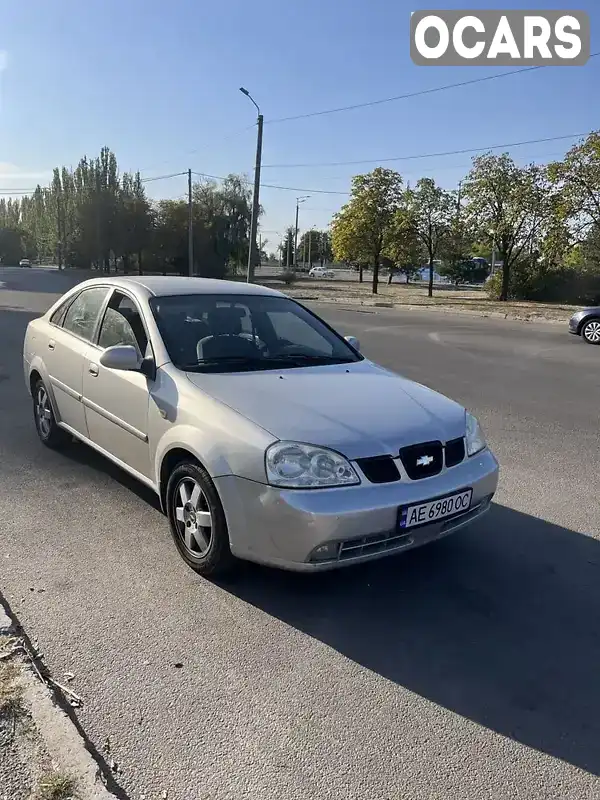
[186,360,466,460]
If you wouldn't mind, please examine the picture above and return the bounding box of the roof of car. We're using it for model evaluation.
[84,275,285,298]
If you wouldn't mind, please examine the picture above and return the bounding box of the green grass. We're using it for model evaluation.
[35,772,79,800]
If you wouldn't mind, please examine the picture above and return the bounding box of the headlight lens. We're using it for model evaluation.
[265,441,360,488]
[465,412,486,457]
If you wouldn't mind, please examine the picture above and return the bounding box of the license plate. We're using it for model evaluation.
[399,489,472,530]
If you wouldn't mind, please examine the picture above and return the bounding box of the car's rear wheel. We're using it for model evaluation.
[166,461,236,578]
[581,318,600,345]
[32,378,69,449]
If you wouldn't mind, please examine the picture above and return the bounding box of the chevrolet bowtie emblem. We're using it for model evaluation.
[416,455,434,467]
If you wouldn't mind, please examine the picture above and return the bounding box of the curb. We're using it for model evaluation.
[298,297,570,326]
[0,600,125,800]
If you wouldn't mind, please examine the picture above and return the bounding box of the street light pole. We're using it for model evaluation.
[240,87,263,283]
[188,168,194,277]
[293,195,310,270]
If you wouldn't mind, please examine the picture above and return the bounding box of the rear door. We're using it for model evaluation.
[45,286,110,436]
[82,290,152,479]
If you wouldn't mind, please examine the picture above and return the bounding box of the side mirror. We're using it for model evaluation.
[99,345,140,371]
[345,335,360,352]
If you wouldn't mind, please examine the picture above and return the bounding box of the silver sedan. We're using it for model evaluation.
[23,276,499,576]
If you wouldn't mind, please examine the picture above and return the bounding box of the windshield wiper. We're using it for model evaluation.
[178,353,356,371]
[263,354,356,364]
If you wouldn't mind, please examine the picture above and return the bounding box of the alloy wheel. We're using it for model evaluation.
[583,320,600,344]
[35,386,53,438]
[173,477,213,555]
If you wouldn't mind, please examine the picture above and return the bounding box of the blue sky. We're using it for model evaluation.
[2,0,599,252]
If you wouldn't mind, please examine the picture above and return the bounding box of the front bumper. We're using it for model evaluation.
[214,448,499,571]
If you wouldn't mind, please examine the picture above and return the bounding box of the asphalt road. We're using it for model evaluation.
[1,265,599,800]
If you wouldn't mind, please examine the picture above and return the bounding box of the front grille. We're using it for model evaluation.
[356,455,400,484]
[445,437,465,467]
[338,529,414,560]
[399,441,443,480]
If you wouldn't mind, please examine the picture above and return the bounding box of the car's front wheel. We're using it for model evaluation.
[581,318,600,345]
[166,461,236,578]
[32,378,69,449]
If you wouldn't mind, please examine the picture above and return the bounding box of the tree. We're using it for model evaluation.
[463,154,551,301]
[548,131,600,244]
[330,167,403,294]
[383,215,424,284]
[400,178,453,297]
[279,227,295,269]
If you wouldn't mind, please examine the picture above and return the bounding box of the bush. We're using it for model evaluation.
[486,264,600,304]
[281,270,296,285]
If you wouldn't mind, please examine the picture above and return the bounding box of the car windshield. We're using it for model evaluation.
[149,293,362,372]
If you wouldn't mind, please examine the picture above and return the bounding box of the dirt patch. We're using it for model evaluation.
[262,278,578,323]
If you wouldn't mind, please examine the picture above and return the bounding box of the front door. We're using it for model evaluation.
[82,290,152,479]
[46,286,111,436]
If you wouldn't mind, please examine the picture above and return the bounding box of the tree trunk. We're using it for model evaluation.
[500,258,510,301]
[388,269,393,286]
[137,250,143,275]
[428,255,434,298]
[358,265,363,283]
[123,254,130,274]
[372,254,379,295]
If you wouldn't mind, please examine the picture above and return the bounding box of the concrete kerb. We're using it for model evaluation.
[0,599,124,800]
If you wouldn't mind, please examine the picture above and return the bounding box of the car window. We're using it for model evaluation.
[266,309,334,356]
[62,287,110,342]
[149,293,360,371]
[98,291,148,355]
[50,296,76,326]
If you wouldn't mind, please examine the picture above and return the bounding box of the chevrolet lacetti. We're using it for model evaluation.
[23,276,499,576]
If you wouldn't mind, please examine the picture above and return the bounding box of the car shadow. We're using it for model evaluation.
[225,504,600,776]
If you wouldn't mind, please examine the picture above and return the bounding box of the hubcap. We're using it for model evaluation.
[174,478,213,555]
[584,321,600,342]
[35,386,52,438]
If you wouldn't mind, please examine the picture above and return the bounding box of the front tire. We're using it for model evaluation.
[32,378,69,449]
[166,461,236,578]
[581,318,600,345]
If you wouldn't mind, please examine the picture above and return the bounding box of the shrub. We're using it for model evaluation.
[281,270,296,285]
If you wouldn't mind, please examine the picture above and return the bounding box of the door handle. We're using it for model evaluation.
[48,340,55,350]
[88,363,99,377]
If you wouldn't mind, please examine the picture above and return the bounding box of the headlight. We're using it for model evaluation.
[465,412,486,457]
[265,441,360,488]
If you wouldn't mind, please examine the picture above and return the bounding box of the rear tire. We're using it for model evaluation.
[32,378,70,449]
[581,318,600,345]
[166,461,236,578]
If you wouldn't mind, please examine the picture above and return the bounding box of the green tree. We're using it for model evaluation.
[330,167,404,294]
[548,131,600,244]
[400,178,453,297]
[464,154,551,301]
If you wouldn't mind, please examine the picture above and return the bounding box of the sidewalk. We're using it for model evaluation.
[0,598,122,800]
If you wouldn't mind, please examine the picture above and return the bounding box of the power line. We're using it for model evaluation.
[262,131,593,169]
[138,124,256,174]
[191,171,349,195]
[141,171,187,183]
[265,52,600,125]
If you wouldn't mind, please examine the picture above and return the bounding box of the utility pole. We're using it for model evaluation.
[307,228,312,269]
[56,193,63,270]
[258,233,262,271]
[293,195,309,269]
[188,169,194,277]
[286,232,292,269]
[240,87,263,283]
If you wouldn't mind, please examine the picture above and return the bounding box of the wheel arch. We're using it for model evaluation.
[577,313,600,335]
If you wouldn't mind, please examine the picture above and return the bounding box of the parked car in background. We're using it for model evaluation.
[309,266,334,279]
[19,258,31,268]
[568,307,600,345]
[24,275,499,577]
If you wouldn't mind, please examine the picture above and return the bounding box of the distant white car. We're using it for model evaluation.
[19,259,31,268]
[309,266,334,279]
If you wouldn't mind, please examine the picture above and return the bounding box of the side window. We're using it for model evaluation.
[98,292,148,356]
[50,296,76,326]
[62,288,110,342]
[266,310,334,355]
